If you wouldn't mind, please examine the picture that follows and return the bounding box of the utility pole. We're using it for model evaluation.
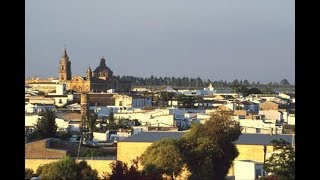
[292,132,295,148]
[263,145,267,176]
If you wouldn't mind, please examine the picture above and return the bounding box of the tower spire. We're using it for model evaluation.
[62,43,68,58]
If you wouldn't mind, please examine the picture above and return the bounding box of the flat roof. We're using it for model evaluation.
[119,131,294,145]
[120,131,185,142]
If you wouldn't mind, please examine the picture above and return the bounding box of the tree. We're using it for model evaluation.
[177,94,195,108]
[139,112,241,180]
[181,112,242,179]
[25,168,36,180]
[108,110,117,130]
[108,111,115,124]
[159,91,176,107]
[102,158,162,180]
[280,79,290,86]
[264,139,295,180]
[140,138,183,179]
[248,87,262,95]
[29,108,57,141]
[37,156,98,180]
[86,113,98,141]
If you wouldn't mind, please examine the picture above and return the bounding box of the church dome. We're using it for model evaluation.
[93,57,113,80]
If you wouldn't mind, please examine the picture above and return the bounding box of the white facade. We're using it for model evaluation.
[132,126,149,134]
[90,106,119,118]
[48,84,66,96]
[110,131,131,142]
[168,100,178,107]
[178,84,216,96]
[92,132,108,142]
[53,94,74,107]
[107,89,115,93]
[25,103,55,113]
[287,114,295,125]
[196,113,211,124]
[114,108,207,127]
[237,119,279,129]
[25,115,70,132]
[132,87,151,92]
[237,119,282,134]
[114,95,152,108]
[234,160,264,180]
[278,93,290,100]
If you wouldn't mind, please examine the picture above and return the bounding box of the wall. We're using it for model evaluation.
[93,132,107,142]
[87,93,115,106]
[28,83,57,93]
[25,159,115,178]
[288,115,295,125]
[117,142,152,167]
[235,145,273,162]
[25,140,67,159]
[234,161,256,180]
[238,119,276,129]
[53,97,70,107]
[114,95,133,106]
[29,97,55,105]
[117,141,274,177]
[259,110,282,121]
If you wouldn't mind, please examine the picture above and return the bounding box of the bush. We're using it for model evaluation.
[37,156,98,180]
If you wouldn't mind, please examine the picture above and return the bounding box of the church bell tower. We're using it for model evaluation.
[59,48,72,82]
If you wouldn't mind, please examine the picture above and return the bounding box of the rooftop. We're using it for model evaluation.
[120,131,185,142]
[119,131,294,145]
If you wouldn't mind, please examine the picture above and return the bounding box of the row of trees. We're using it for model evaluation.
[156,88,260,108]
[118,75,291,88]
[157,92,200,108]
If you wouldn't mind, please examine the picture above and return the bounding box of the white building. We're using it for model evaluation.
[287,114,295,125]
[114,94,152,108]
[25,103,55,113]
[236,119,282,134]
[278,92,291,100]
[177,84,216,96]
[234,160,265,180]
[25,115,70,132]
[47,84,66,96]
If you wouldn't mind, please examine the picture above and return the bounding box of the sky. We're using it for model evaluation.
[26,0,295,84]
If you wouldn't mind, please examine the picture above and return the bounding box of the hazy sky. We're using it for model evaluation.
[26,0,294,84]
